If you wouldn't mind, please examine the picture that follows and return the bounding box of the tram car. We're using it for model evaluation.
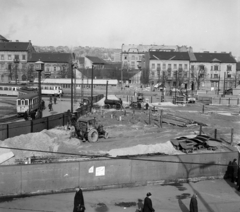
[16,92,39,116]
[0,85,20,96]
[0,83,62,97]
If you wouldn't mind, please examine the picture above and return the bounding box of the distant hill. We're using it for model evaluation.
[33,46,121,61]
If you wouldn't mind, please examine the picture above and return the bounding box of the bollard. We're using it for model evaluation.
[231,128,234,145]
[111,113,113,119]
[214,129,217,139]
[202,105,205,113]
[199,124,202,135]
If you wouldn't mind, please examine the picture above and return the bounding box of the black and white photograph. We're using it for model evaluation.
[0,0,240,211]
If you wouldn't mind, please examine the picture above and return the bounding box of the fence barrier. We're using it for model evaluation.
[0,94,104,141]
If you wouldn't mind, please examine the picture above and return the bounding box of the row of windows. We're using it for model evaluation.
[0,86,20,91]
[17,97,39,106]
[123,55,142,61]
[151,70,189,77]
[0,54,26,61]
[152,63,188,70]
[210,74,232,78]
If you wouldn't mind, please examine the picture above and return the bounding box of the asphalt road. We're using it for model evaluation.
[0,179,239,212]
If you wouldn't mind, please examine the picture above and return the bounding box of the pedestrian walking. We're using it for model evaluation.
[231,159,238,183]
[48,102,52,112]
[142,192,155,212]
[189,194,198,212]
[49,96,52,103]
[145,102,149,110]
[54,96,57,104]
[30,110,36,120]
[73,187,85,212]
[23,111,28,121]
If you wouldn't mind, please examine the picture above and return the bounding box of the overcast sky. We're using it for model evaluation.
[1,0,240,57]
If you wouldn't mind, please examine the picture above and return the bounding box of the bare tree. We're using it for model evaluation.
[191,65,207,90]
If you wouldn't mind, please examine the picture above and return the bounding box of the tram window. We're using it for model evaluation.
[0,87,2,90]
[8,87,12,91]
[17,100,21,105]
[25,100,28,105]
[4,87,8,90]
[13,87,16,91]
[21,100,25,105]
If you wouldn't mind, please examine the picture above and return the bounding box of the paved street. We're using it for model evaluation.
[0,179,239,212]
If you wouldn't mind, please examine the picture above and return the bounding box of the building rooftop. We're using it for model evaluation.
[149,51,190,61]
[193,52,236,63]
[0,41,31,51]
[85,56,106,64]
[0,35,9,42]
[28,52,72,63]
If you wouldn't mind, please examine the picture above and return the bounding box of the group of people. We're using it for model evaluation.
[73,188,198,212]
[48,95,58,112]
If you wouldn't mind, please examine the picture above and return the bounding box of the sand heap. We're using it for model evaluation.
[108,141,183,157]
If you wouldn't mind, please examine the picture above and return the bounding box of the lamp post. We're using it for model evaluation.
[14,58,19,84]
[35,60,44,118]
[91,62,105,112]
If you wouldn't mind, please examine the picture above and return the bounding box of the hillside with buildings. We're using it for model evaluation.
[33,45,121,62]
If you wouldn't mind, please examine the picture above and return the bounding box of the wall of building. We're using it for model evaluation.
[0,151,237,197]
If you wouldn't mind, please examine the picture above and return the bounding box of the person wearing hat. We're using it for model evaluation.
[143,192,155,212]
[73,187,85,212]
[189,194,198,212]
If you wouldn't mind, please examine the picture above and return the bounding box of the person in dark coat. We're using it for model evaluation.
[23,111,28,121]
[142,192,155,212]
[54,96,57,104]
[189,194,198,212]
[231,159,238,183]
[30,111,36,120]
[145,103,149,110]
[73,187,85,212]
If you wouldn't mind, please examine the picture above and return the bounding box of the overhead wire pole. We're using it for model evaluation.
[70,53,76,113]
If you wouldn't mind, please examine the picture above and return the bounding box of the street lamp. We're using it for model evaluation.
[35,60,44,118]
[13,58,19,84]
[91,62,105,112]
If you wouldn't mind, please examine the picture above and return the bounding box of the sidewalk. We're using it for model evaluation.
[42,97,80,117]
[0,179,239,212]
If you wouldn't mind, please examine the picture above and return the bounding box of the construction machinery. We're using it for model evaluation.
[75,117,108,142]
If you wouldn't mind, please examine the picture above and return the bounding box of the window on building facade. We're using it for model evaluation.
[131,55,135,60]
[227,65,232,71]
[214,74,218,78]
[22,55,26,60]
[8,55,12,60]
[173,64,177,69]
[227,74,231,78]
[168,69,171,77]
[168,64,171,69]
[179,64,182,69]
[139,55,142,61]
[163,63,166,70]
[184,64,188,70]
[152,63,155,69]
[157,64,160,70]
[15,55,19,60]
[1,55,4,60]
[191,65,194,70]
[131,61,135,68]
[54,67,56,72]
[214,65,218,71]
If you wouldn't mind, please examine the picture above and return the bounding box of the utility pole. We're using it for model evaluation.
[218,74,220,96]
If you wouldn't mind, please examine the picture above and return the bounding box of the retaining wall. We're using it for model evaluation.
[0,151,237,197]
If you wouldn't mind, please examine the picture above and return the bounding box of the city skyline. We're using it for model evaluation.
[1,0,240,57]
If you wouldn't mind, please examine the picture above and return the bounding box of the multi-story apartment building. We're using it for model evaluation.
[121,44,193,70]
[27,52,73,79]
[141,50,237,91]
[0,40,35,83]
[190,52,237,90]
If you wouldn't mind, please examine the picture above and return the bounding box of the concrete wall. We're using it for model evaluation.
[0,151,237,197]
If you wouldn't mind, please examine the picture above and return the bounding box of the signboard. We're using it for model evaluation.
[95,166,105,176]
